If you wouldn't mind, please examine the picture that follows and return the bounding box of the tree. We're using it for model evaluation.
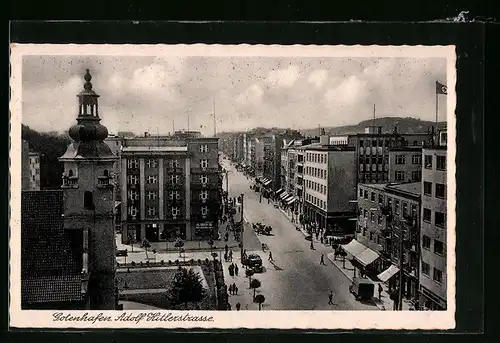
[250,278,261,300]
[167,267,206,309]
[255,294,265,310]
[245,269,254,285]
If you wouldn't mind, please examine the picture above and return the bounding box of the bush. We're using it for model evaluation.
[198,259,202,264]
[175,260,179,265]
[161,260,164,265]
[168,260,172,265]
[131,261,136,266]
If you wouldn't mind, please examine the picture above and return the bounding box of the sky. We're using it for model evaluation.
[21,55,447,136]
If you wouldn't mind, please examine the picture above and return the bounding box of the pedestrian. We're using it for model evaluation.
[229,284,233,295]
[235,264,239,276]
[236,302,241,311]
[224,252,228,262]
[233,283,237,295]
[328,291,334,305]
[320,235,324,244]
[378,284,383,300]
[320,254,326,265]
[268,251,273,262]
[225,244,229,254]
[229,250,233,261]
[235,286,239,295]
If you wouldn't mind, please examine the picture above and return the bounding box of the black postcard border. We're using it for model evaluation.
[5,20,487,340]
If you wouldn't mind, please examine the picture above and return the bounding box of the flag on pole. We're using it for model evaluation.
[436,81,447,95]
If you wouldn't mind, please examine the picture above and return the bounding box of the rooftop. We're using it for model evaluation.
[386,182,422,196]
[21,190,84,305]
[122,146,189,153]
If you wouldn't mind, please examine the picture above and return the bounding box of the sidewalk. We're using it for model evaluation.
[326,253,414,311]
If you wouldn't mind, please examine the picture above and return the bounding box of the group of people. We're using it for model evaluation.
[228,262,239,277]
[224,249,233,262]
[228,283,239,295]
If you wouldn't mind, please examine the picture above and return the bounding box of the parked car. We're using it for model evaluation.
[116,249,128,257]
[349,277,375,301]
[305,235,312,241]
[246,253,263,269]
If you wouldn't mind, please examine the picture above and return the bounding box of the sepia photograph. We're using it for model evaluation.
[10,44,456,329]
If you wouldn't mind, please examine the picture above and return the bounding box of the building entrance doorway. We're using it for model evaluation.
[145,223,159,242]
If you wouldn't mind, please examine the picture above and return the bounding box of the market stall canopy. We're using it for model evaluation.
[286,197,297,205]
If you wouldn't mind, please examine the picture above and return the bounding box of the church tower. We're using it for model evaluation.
[59,69,118,310]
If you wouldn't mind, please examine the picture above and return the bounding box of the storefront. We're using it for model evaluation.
[194,221,215,240]
[419,286,447,310]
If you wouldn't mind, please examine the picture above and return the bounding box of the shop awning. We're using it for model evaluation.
[280,192,289,199]
[377,265,400,282]
[355,248,380,267]
[286,197,297,205]
[263,179,272,186]
[341,240,367,257]
[283,195,294,202]
[275,188,284,195]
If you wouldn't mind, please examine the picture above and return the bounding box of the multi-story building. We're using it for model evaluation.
[119,135,221,243]
[349,126,432,184]
[29,152,41,190]
[22,140,31,190]
[388,146,423,183]
[419,129,447,310]
[302,135,357,234]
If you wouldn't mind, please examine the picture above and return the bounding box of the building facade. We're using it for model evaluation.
[388,147,423,183]
[302,137,357,234]
[419,134,448,310]
[119,136,222,243]
[22,140,31,190]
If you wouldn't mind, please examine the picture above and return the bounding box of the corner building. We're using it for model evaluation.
[120,135,221,243]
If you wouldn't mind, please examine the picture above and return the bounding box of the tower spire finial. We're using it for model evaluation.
[84,69,93,91]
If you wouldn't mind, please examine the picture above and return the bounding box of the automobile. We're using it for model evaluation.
[116,249,128,257]
[305,234,312,241]
[349,277,375,301]
[332,234,355,245]
[246,253,263,269]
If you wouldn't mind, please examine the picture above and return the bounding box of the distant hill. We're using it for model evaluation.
[300,117,447,137]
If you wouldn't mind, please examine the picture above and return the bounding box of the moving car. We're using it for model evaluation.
[246,253,263,272]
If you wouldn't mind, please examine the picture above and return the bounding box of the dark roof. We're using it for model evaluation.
[386,182,422,197]
[21,191,84,304]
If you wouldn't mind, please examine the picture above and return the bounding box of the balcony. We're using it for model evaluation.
[97,176,113,189]
[62,176,78,189]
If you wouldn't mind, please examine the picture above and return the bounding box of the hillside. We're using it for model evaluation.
[300,117,446,137]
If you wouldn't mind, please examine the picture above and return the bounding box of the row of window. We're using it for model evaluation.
[359,188,418,218]
[421,262,444,285]
[306,179,327,195]
[128,190,209,201]
[359,138,423,148]
[360,156,388,165]
[359,172,389,183]
[128,205,211,218]
[127,175,209,185]
[422,208,446,228]
[306,152,327,164]
[395,154,422,165]
[423,181,446,199]
[360,209,384,225]
[394,170,422,182]
[129,158,212,170]
[424,154,446,171]
[306,193,327,210]
[305,166,327,179]
[422,235,445,256]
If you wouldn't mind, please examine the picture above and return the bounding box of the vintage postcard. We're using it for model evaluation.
[9,44,456,329]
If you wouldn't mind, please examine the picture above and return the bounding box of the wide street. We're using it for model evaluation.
[221,156,377,311]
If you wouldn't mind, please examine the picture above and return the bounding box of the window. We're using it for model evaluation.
[147,191,157,200]
[359,139,364,148]
[435,183,446,199]
[147,159,157,168]
[201,206,208,216]
[402,202,408,216]
[412,155,421,164]
[200,175,208,184]
[423,208,432,222]
[200,144,209,153]
[172,207,179,217]
[387,197,392,208]
[435,211,446,228]
[128,190,139,200]
[424,155,433,169]
[433,268,443,284]
[127,175,138,185]
[170,175,179,184]
[422,235,431,249]
[395,155,406,164]
[411,204,417,218]
[147,207,157,216]
[422,262,430,276]
[364,209,368,218]
[147,175,158,184]
[434,240,444,255]
[68,169,74,177]
[84,191,94,210]
[129,206,138,217]
[200,190,208,201]
[371,192,376,202]
[200,159,209,168]
[378,215,383,225]
[378,194,383,205]
[436,155,446,171]
[395,200,400,214]
[169,191,179,201]
[127,159,138,169]
[424,181,432,196]
[395,171,405,181]
[170,159,180,168]
[364,191,368,200]
[411,170,422,181]
[370,212,375,222]
[369,232,374,241]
